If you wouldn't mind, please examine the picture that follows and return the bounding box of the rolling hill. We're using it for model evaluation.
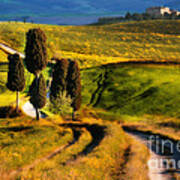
[1,19,180,179]
[1,20,180,68]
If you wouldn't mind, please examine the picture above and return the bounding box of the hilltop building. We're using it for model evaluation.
[146,7,180,17]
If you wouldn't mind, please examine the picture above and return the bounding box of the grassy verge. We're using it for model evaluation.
[0,116,73,172]
[122,115,180,142]
[122,138,149,180]
[111,135,149,180]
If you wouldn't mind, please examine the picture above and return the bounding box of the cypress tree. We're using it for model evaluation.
[50,58,69,102]
[66,60,81,120]
[29,74,46,120]
[24,28,47,75]
[6,53,25,112]
[24,28,47,120]
[125,12,132,20]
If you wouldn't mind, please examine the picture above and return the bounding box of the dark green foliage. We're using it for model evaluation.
[50,58,69,102]
[66,60,81,111]
[97,16,124,24]
[24,28,48,120]
[6,54,25,92]
[50,59,81,113]
[132,13,143,21]
[125,12,131,20]
[25,28,47,75]
[29,74,46,109]
[97,12,180,24]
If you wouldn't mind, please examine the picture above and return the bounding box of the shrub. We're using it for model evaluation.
[49,91,72,116]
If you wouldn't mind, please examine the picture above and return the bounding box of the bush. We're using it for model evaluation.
[49,91,72,116]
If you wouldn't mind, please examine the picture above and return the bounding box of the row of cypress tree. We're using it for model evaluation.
[6,28,81,120]
[50,58,81,119]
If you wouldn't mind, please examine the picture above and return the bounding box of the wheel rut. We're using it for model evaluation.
[9,122,106,177]
[88,67,109,107]
[9,128,82,178]
[59,123,106,165]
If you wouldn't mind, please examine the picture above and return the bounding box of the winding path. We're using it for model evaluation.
[123,127,180,180]
[22,101,46,119]
[0,43,25,59]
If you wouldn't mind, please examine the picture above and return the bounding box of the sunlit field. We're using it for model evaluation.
[1,20,180,179]
[1,20,180,68]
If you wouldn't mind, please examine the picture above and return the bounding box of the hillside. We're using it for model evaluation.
[1,20,180,179]
[0,0,179,24]
[2,20,180,120]
[1,20,180,68]
[82,64,180,120]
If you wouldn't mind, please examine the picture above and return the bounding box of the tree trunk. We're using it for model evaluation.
[36,74,40,85]
[16,91,19,112]
[35,73,40,121]
[35,108,40,121]
[72,111,75,121]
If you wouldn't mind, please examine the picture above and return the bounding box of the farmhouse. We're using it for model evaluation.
[146,7,180,17]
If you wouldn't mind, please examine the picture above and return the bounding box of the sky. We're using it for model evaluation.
[0,0,178,24]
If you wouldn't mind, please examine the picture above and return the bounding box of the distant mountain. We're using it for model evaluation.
[0,0,179,25]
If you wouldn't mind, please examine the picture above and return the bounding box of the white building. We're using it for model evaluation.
[146,7,180,17]
[171,10,180,16]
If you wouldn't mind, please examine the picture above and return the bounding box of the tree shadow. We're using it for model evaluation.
[60,122,106,164]
[0,62,8,66]
[0,126,33,133]
[0,106,23,118]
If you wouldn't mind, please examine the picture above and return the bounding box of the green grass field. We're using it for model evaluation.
[81,64,180,120]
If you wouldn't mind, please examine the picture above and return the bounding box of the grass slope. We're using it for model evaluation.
[82,64,180,119]
[0,117,72,171]
[1,20,180,68]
